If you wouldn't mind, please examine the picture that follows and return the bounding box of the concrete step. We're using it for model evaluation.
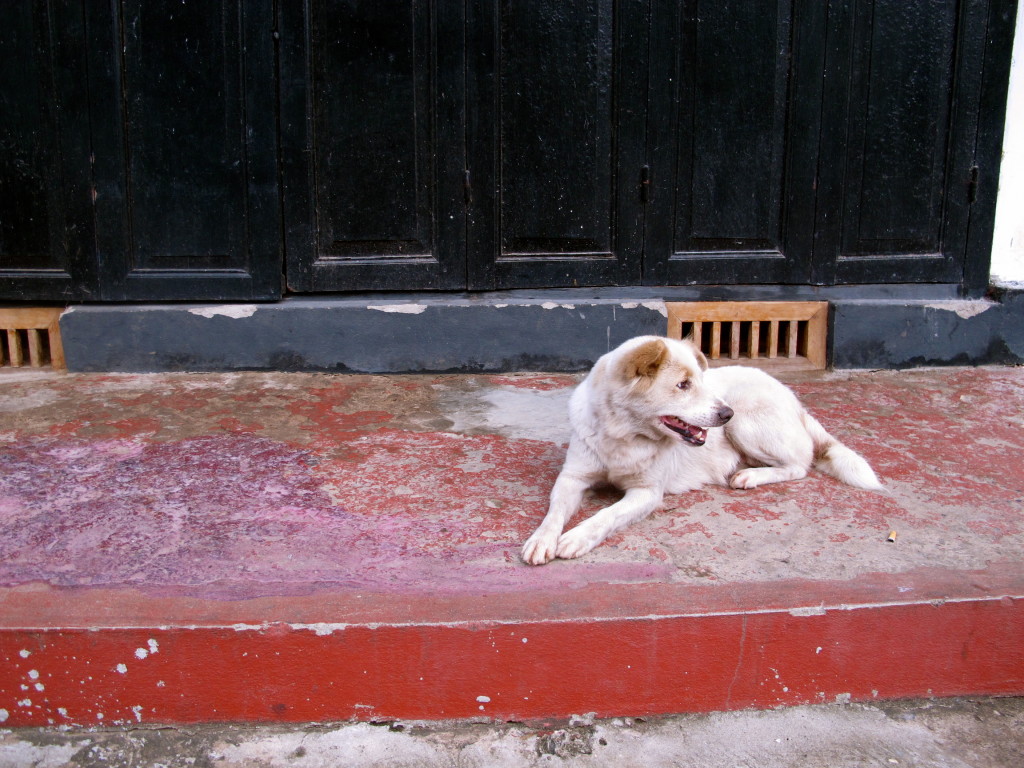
[1,366,1022,726]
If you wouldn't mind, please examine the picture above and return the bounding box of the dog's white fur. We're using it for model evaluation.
[521,335,882,565]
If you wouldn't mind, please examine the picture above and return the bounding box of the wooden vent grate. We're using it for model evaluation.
[666,301,828,371]
[0,308,66,371]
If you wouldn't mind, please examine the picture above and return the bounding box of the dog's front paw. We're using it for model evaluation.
[554,527,601,560]
[521,529,560,565]
[729,469,762,489]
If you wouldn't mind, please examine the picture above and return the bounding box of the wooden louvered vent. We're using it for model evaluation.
[666,302,828,371]
[0,308,66,370]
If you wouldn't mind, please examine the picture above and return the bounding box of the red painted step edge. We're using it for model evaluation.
[3,594,1022,726]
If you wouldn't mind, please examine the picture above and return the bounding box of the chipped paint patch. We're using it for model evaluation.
[188,305,259,320]
[442,385,572,443]
[0,389,61,413]
[294,623,349,636]
[367,303,427,314]
[618,300,668,316]
[922,300,995,319]
[789,606,827,617]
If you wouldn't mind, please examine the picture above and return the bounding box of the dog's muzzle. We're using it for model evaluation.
[660,416,709,445]
[660,406,732,446]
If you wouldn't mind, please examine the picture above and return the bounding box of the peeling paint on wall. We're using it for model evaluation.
[641,301,668,317]
[922,300,995,319]
[367,304,427,314]
[613,300,668,316]
[187,305,259,319]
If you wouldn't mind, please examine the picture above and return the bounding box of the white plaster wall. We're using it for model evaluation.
[991,2,1024,283]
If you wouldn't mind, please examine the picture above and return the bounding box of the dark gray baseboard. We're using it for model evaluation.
[59,284,1024,372]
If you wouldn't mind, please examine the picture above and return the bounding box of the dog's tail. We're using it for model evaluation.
[802,411,883,491]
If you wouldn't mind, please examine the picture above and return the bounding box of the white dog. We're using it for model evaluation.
[521,335,882,565]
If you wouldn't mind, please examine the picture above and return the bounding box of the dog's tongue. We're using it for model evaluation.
[660,415,708,444]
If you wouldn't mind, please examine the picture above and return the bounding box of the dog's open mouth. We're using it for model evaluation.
[660,415,707,446]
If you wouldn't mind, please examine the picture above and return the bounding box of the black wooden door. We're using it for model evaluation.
[643,0,1005,289]
[283,0,648,293]
[0,0,97,301]
[266,0,1019,294]
[643,0,824,285]
[465,0,648,290]
[1,0,1013,301]
[86,0,281,301]
[812,0,989,286]
[280,0,466,292]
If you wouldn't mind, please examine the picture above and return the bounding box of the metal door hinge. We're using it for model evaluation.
[967,165,979,204]
[640,165,651,203]
[463,169,472,206]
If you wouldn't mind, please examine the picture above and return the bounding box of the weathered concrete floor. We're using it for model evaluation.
[3,367,1022,594]
[2,697,1023,768]
[1,366,1022,724]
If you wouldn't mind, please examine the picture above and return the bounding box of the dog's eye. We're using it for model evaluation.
[676,380,691,390]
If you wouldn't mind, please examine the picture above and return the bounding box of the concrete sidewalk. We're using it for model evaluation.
[2,697,1023,767]
[0,365,1022,726]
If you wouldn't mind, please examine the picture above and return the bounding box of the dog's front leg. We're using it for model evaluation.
[521,472,591,565]
[555,487,661,560]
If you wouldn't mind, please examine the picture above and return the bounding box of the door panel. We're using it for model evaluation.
[644,0,822,285]
[0,0,96,300]
[281,0,465,292]
[499,2,613,257]
[467,0,646,289]
[87,0,281,300]
[813,0,984,284]
[850,2,953,245]
[687,2,786,244]
[313,1,429,259]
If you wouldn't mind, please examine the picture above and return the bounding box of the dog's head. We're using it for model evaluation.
[610,336,733,445]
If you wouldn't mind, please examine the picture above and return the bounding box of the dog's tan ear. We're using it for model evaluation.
[691,342,709,371]
[622,339,668,380]
[681,331,709,371]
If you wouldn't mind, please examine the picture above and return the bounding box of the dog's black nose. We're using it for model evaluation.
[718,406,734,423]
